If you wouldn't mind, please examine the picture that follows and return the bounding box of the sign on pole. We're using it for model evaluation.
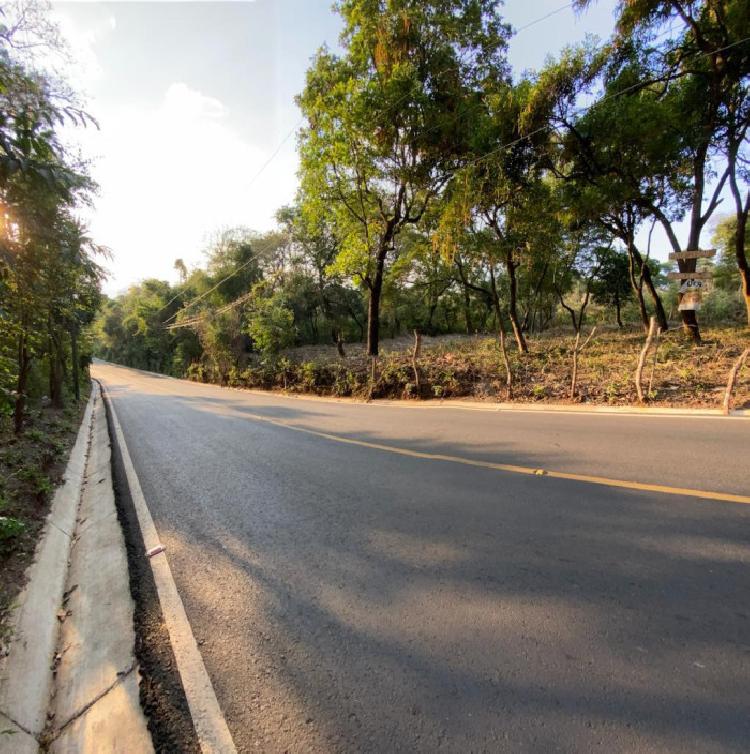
[666,249,715,311]
[678,290,702,311]
[666,271,712,281]
[679,279,703,293]
[668,249,716,261]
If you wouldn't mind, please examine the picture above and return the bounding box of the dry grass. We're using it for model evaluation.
[200,325,750,410]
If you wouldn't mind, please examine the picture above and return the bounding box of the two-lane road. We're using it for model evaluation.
[93,361,750,753]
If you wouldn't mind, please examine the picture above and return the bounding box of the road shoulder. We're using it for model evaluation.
[44,385,152,753]
[0,384,153,754]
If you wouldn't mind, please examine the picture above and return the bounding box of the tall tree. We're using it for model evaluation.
[575,0,750,338]
[297,0,511,356]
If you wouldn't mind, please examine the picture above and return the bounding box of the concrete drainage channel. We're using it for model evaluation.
[0,382,210,753]
[0,383,151,752]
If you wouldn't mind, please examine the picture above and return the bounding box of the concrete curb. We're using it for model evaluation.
[0,387,95,752]
[46,384,152,753]
[100,382,237,754]
[93,360,749,419]
[190,379,750,419]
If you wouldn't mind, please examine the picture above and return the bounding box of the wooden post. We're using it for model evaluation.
[498,324,512,400]
[335,332,346,358]
[571,326,596,400]
[647,324,662,398]
[722,348,750,415]
[411,329,422,391]
[636,316,656,403]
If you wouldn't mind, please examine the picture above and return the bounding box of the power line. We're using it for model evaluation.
[245,118,303,191]
[514,3,574,34]
[162,235,280,325]
[165,289,256,330]
[167,32,749,331]
[458,34,750,174]
[186,0,582,261]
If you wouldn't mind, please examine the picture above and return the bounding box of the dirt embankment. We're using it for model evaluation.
[188,326,750,410]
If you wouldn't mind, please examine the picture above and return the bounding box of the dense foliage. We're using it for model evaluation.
[94,0,749,383]
[0,1,103,434]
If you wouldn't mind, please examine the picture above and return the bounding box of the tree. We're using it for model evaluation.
[712,214,746,293]
[591,246,632,327]
[174,258,187,283]
[524,41,671,332]
[245,283,296,356]
[575,0,750,339]
[297,0,511,356]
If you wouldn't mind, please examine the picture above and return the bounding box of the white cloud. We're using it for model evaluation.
[49,6,114,90]
[72,82,298,294]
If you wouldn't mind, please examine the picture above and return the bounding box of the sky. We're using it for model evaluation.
[51,0,625,295]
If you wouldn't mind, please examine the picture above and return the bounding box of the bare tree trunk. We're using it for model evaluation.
[628,248,650,331]
[506,251,528,353]
[728,158,750,326]
[571,330,581,400]
[498,319,512,399]
[570,327,596,400]
[335,331,346,358]
[636,317,657,403]
[411,329,422,391]
[723,348,750,415]
[489,268,512,399]
[366,278,383,357]
[629,243,667,332]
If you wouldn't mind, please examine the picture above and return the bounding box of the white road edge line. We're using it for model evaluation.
[93,360,750,421]
[101,386,237,754]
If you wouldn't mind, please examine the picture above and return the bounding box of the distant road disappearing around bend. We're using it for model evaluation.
[93,361,750,754]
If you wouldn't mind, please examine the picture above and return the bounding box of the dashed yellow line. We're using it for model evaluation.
[237,410,750,506]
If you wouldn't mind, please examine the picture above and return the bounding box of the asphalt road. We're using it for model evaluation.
[93,362,750,753]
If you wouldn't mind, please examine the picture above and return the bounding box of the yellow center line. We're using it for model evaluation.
[230,409,750,506]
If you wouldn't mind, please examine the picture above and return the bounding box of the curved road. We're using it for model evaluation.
[93,361,750,753]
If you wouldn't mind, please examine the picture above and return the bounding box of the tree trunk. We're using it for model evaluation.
[629,244,668,333]
[49,330,64,410]
[489,268,512,397]
[728,160,750,326]
[505,251,528,353]
[462,284,473,334]
[677,245,701,342]
[14,334,31,434]
[627,248,649,331]
[740,266,750,326]
[70,323,80,402]
[366,262,385,357]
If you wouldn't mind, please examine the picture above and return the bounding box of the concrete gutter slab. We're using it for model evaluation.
[50,398,136,721]
[50,672,152,754]
[45,387,153,753]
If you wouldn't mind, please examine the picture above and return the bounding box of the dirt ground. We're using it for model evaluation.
[0,383,91,654]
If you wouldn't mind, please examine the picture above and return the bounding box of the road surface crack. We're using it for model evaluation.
[41,661,137,747]
[0,707,38,741]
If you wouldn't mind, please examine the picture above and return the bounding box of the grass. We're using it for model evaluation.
[192,324,750,410]
[0,381,91,654]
